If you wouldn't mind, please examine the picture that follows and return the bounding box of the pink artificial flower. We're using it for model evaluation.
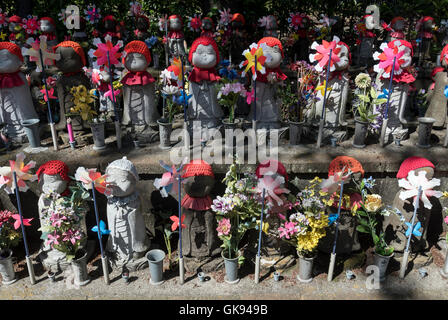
[46,232,60,247]
[246,89,257,104]
[444,216,448,225]
[217,218,231,236]
[62,229,82,245]
[278,222,296,239]
[11,214,32,230]
[170,215,186,231]
[40,87,57,102]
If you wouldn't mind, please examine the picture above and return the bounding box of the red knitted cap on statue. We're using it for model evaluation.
[0,42,24,62]
[396,156,435,179]
[169,15,182,23]
[258,37,284,58]
[188,36,220,64]
[328,156,364,178]
[432,66,444,80]
[103,15,116,22]
[53,41,87,67]
[123,40,151,64]
[8,15,22,24]
[40,17,56,27]
[36,160,70,182]
[391,16,405,26]
[232,13,245,25]
[256,159,288,183]
[440,44,448,65]
[182,160,214,178]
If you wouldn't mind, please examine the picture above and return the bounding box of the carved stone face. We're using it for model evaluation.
[169,17,182,31]
[105,168,136,197]
[192,44,217,68]
[202,19,213,31]
[365,16,375,30]
[104,19,116,31]
[125,52,148,72]
[393,20,405,31]
[263,45,282,68]
[0,50,22,73]
[55,47,83,73]
[266,16,277,30]
[8,22,22,33]
[423,19,433,31]
[40,20,55,33]
[334,44,350,71]
[231,20,243,30]
[183,176,214,197]
[39,174,68,195]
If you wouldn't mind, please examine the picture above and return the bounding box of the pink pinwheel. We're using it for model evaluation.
[170,215,186,231]
[46,232,60,246]
[0,9,7,27]
[188,15,202,32]
[287,12,308,30]
[219,8,232,26]
[373,40,412,78]
[158,15,168,32]
[309,36,342,72]
[24,35,61,72]
[320,167,352,194]
[84,4,101,24]
[40,87,57,102]
[398,170,443,210]
[23,16,39,35]
[104,84,120,102]
[74,167,111,195]
[90,35,123,68]
[12,214,32,230]
[0,152,37,194]
[153,159,187,198]
[129,1,142,17]
[258,16,269,28]
[256,176,290,207]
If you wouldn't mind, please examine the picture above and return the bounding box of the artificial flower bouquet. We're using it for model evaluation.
[217,79,247,123]
[212,162,262,264]
[0,210,27,251]
[352,73,387,125]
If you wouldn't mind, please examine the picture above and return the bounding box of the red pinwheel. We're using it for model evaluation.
[373,40,412,79]
[309,36,342,72]
[90,35,123,68]
[170,215,186,231]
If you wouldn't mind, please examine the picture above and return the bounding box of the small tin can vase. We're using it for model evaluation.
[71,249,90,286]
[222,250,240,284]
[352,117,369,148]
[297,253,316,283]
[157,119,172,150]
[21,119,41,148]
[90,122,106,151]
[373,252,393,282]
[416,117,435,148]
[0,249,16,285]
[289,120,305,145]
[146,249,165,285]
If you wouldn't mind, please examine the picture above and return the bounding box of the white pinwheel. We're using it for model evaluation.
[255,175,290,206]
[398,170,442,209]
[24,35,60,72]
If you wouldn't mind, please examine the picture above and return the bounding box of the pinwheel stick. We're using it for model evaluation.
[255,188,266,284]
[12,172,36,285]
[39,48,59,151]
[177,174,184,285]
[165,21,169,67]
[252,54,257,131]
[443,125,448,148]
[106,51,122,150]
[400,186,423,279]
[180,57,187,123]
[317,49,333,149]
[91,181,110,285]
[327,179,344,282]
[380,56,397,147]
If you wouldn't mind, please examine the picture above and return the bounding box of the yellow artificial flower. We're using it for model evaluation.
[309,177,322,184]
[262,222,269,235]
[442,191,448,198]
[364,194,382,213]
[315,80,332,96]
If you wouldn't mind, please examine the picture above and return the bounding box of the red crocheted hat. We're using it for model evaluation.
[123,40,151,64]
[328,156,364,177]
[432,66,444,80]
[8,15,22,24]
[441,44,448,65]
[188,36,220,64]
[0,42,23,62]
[396,156,435,179]
[36,160,70,182]
[182,159,214,178]
[103,15,116,22]
[40,17,56,27]
[391,16,405,26]
[231,13,245,25]
[258,37,284,58]
[53,41,87,67]
[169,15,183,23]
[256,159,288,183]
[391,39,413,57]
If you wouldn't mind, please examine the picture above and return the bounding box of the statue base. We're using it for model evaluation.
[184,253,224,273]
[107,250,149,272]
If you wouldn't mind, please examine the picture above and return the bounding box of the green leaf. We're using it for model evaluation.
[357,218,370,227]
[357,210,368,217]
[357,94,370,103]
[356,225,369,234]
[370,87,377,98]
[373,98,387,105]
[372,233,379,244]
[238,254,245,266]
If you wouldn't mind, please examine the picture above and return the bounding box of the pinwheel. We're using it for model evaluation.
[405,221,422,237]
[309,36,342,73]
[319,14,337,27]
[91,220,111,236]
[398,170,442,210]
[129,1,142,17]
[22,15,39,35]
[174,90,192,106]
[0,9,7,28]
[218,8,232,26]
[0,152,37,194]
[170,215,186,231]
[0,31,7,41]
[0,153,37,284]
[320,167,352,194]
[84,4,101,24]
[24,35,61,150]
[40,87,57,102]
[373,41,412,79]
[378,88,390,100]
[315,80,332,96]
[239,42,270,80]
[188,14,202,32]
[104,83,121,103]
[158,15,168,32]
[287,12,308,30]
[258,16,269,28]
[74,167,111,195]
[154,158,188,284]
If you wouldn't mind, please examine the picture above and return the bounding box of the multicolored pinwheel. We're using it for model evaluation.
[153,159,187,197]
[398,170,442,210]
[89,35,123,69]
[129,1,142,17]
[309,36,342,73]
[24,35,61,72]
[74,167,111,195]
[84,4,101,24]
[373,40,412,79]
[22,15,39,35]
[287,12,308,30]
[218,8,232,26]
[239,42,270,80]
[0,153,37,194]
[320,167,352,194]
[188,14,202,32]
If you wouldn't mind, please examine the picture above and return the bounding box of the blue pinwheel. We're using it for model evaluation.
[444,85,448,98]
[218,59,238,80]
[405,221,422,237]
[328,213,339,226]
[173,90,192,106]
[378,88,389,100]
[91,220,111,237]
[144,36,158,49]
[153,159,188,197]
